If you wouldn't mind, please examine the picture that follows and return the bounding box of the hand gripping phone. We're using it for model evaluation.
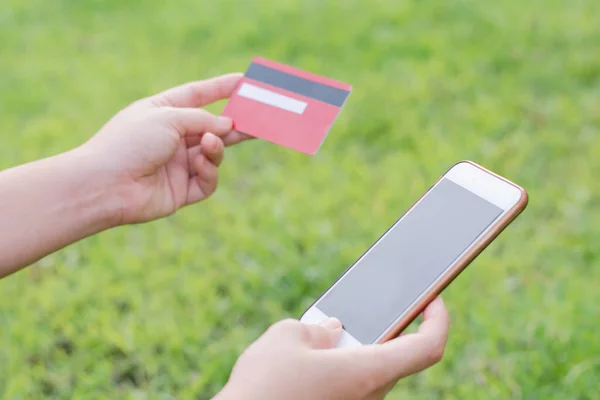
[300,161,528,348]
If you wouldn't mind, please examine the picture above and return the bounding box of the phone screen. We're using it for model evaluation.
[316,178,504,344]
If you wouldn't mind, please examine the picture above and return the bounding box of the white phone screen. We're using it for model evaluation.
[316,178,503,344]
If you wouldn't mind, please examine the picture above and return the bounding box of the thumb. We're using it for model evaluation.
[303,318,344,350]
[334,297,449,385]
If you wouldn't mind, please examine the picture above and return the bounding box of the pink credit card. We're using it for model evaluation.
[222,57,352,155]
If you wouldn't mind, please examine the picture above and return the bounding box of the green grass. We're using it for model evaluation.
[1,0,600,398]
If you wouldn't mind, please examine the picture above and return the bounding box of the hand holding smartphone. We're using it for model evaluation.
[301,161,528,348]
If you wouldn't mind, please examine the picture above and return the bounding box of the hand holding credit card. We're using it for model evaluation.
[222,57,352,155]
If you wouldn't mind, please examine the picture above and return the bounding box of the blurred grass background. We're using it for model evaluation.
[1,0,599,398]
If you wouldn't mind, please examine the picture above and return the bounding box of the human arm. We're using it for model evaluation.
[216,297,450,400]
[0,73,248,277]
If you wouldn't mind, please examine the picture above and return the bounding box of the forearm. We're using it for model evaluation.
[0,148,121,277]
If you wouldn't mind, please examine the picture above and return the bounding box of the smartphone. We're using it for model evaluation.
[300,161,528,348]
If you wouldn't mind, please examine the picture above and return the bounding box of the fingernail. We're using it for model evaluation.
[429,297,445,311]
[203,132,219,146]
[320,318,342,331]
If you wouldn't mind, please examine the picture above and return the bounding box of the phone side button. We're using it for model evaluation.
[336,329,362,348]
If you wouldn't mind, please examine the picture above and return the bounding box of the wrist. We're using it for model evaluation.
[62,146,124,230]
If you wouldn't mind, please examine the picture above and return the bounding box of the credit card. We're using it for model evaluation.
[222,57,352,155]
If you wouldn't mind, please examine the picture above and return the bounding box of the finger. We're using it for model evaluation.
[185,135,224,176]
[418,297,450,339]
[303,318,343,350]
[165,107,233,137]
[200,133,225,167]
[186,144,203,176]
[335,297,449,384]
[185,135,203,148]
[186,154,218,205]
[222,129,255,147]
[149,73,243,108]
[380,297,449,377]
[185,129,252,149]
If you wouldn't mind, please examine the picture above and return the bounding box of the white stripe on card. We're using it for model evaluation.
[237,82,308,114]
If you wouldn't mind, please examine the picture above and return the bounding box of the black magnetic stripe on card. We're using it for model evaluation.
[245,63,350,107]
